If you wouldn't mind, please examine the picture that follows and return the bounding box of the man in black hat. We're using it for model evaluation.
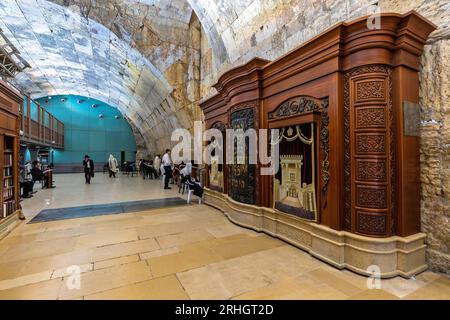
[83,155,94,184]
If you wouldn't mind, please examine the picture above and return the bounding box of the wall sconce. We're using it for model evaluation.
[19,130,24,136]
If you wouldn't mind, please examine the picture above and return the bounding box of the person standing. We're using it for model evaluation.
[83,155,94,184]
[153,154,161,177]
[162,149,172,189]
[108,154,118,178]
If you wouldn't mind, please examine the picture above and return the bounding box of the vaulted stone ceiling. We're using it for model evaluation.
[0,0,199,154]
[1,0,448,156]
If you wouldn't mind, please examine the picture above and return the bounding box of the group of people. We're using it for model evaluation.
[82,151,203,200]
[83,154,119,184]
[138,158,159,180]
[160,149,203,198]
[19,155,54,198]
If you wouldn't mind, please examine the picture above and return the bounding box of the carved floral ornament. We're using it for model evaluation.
[211,121,226,132]
[268,96,324,119]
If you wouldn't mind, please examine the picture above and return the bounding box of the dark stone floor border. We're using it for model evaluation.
[28,197,187,223]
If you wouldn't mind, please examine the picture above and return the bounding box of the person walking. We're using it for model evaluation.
[108,154,118,178]
[162,149,172,189]
[83,155,94,184]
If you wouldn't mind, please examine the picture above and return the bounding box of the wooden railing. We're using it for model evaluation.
[21,95,64,149]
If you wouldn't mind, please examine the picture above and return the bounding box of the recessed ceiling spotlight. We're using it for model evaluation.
[91,104,97,108]
[115,115,120,119]
[45,100,49,103]
[77,99,84,104]
[61,98,66,102]
[48,97,52,100]
[99,114,104,118]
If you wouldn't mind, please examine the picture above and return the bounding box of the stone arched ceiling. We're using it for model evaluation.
[190,0,449,95]
[2,0,448,156]
[0,0,199,154]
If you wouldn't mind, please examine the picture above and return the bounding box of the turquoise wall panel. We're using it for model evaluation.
[30,101,38,120]
[36,95,136,165]
[89,131,106,151]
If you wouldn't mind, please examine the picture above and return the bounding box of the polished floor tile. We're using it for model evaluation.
[0,173,447,300]
[84,275,189,300]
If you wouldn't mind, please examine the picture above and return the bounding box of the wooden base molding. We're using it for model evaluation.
[204,188,427,278]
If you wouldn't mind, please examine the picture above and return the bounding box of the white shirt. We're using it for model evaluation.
[162,153,172,166]
[154,156,161,169]
[180,163,192,176]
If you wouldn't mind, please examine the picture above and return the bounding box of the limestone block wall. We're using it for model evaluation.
[379,0,450,274]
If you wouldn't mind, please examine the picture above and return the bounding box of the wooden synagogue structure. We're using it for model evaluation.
[200,11,436,278]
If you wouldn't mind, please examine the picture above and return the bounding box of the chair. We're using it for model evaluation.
[178,174,186,194]
[183,179,202,205]
[186,186,202,205]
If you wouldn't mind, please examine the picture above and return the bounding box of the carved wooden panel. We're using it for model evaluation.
[356,185,387,209]
[356,106,386,128]
[355,80,386,102]
[356,159,387,182]
[357,212,387,235]
[356,133,386,154]
[344,65,394,236]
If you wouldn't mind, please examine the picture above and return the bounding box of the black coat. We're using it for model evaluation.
[83,159,94,174]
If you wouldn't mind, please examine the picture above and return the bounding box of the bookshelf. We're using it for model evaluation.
[0,79,22,238]
[2,138,16,219]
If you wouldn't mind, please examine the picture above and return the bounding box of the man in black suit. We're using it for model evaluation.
[83,155,94,184]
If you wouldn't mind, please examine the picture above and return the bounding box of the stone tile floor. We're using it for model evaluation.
[0,173,448,300]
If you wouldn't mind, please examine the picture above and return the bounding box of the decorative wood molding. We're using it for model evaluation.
[211,121,227,132]
[268,96,321,120]
[320,98,330,208]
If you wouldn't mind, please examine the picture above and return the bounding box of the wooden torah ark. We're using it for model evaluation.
[199,11,436,240]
